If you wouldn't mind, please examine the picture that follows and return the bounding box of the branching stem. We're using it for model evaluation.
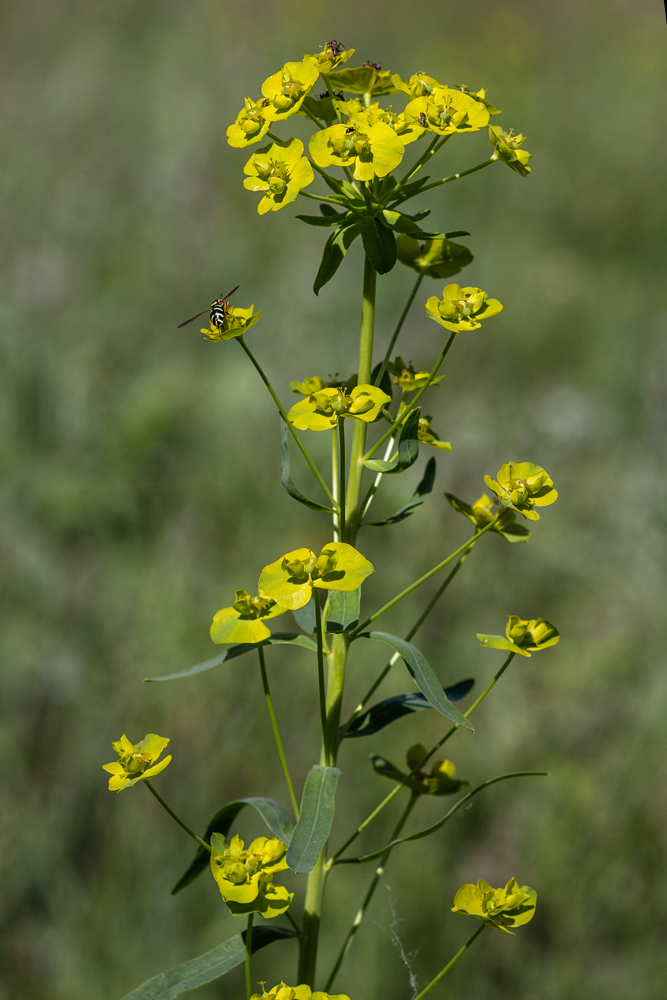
[258,647,299,819]
[144,781,210,852]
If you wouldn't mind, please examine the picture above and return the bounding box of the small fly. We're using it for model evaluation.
[177,285,240,330]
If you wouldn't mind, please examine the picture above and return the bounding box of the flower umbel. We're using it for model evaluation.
[388,357,445,392]
[260,58,320,122]
[445,492,531,542]
[489,125,532,177]
[372,744,469,796]
[425,284,503,333]
[227,98,271,148]
[103,734,172,792]
[309,114,404,181]
[452,878,537,934]
[210,833,293,918]
[477,615,559,657]
[210,589,286,645]
[484,461,557,520]
[287,384,390,431]
[259,542,374,610]
[201,304,262,342]
[404,86,490,136]
[417,414,451,450]
[251,984,349,1000]
[244,139,314,214]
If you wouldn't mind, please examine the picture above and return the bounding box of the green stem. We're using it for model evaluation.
[364,333,456,463]
[338,420,346,542]
[325,793,418,990]
[331,650,514,862]
[396,135,441,188]
[412,925,486,1000]
[374,274,424,388]
[298,189,343,204]
[350,515,500,637]
[258,646,299,819]
[346,256,377,543]
[237,337,338,509]
[286,910,302,936]
[245,913,254,1000]
[417,156,498,195]
[314,590,330,765]
[358,435,396,521]
[298,845,327,987]
[332,429,340,541]
[144,781,210,852]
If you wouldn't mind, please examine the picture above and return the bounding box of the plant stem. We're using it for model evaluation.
[412,925,486,1000]
[332,429,340,541]
[237,337,337,508]
[331,650,515,862]
[286,910,302,936]
[325,793,418,990]
[144,781,210,852]
[346,256,377,543]
[314,590,330,766]
[358,435,396,522]
[258,646,299,819]
[364,332,456,463]
[350,515,500,637]
[374,274,424,388]
[396,135,441,188]
[298,189,343,204]
[245,913,254,1000]
[298,845,327,987]
[417,156,498,195]
[338,420,346,542]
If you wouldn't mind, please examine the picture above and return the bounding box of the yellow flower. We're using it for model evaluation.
[251,984,350,1000]
[483,461,557,520]
[244,139,314,214]
[391,72,444,98]
[489,125,532,177]
[210,589,286,645]
[445,492,531,543]
[327,62,397,96]
[289,376,326,395]
[335,99,424,145]
[418,414,451,450]
[425,284,503,333]
[372,744,469,796]
[309,114,404,182]
[388,357,445,392]
[396,235,474,279]
[287,384,390,431]
[260,58,320,123]
[477,615,559,657]
[259,543,374,611]
[210,833,293,918]
[201,304,262,342]
[404,87,490,136]
[306,40,355,74]
[452,878,537,934]
[102,734,172,792]
[226,98,271,148]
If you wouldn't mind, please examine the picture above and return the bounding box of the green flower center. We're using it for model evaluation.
[281,551,338,581]
[233,589,275,619]
[504,478,530,504]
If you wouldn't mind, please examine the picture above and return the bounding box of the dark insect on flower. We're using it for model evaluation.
[362,61,382,70]
[177,285,239,330]
[319,91,330,99]
[419,112,427,127]
[325,40,345,57]
[345,127,355,134]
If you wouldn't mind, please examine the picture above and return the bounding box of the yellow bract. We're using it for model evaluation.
[489,125,532,176]
[288,384,390,431]
[404,87,490,136]
[452,878,537,934]
[201,304,262,342]
[389,357,445,392]
[372,744,469,796]
[102,733,171,792]
[418,414,451,450]
[334,100,424,145]
[327,63,397,96]
[227,98,271,148]
[484,461,557,520]
[210,589,286,645]
[309,115,404,182]
[391,72,443,99]
[396,235,474,279]
[251,983,350,1000]
[306,41,355,75]
[260,58,320,122]
[244,139,314,214]
[259,543,374,611]
[478,615,559,657]
[289,376,326,395]
[445,492,531,543]
[210,833,293,918]
[425,284,503,333]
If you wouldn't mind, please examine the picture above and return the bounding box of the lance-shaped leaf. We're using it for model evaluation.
[342,679,475,738]
[314,222,362,294]
[280,417,336,513]
[366,457,436,526]
[119,926,298,1000]
[292,598,317,634]
[326,587,361,633]
[172,797,294,895]
[363,407,421,474]
[381,209,451,240]
[144,633,317,683]
[286,765,341,873]
[360,216,397,274]
[358,632,474,731]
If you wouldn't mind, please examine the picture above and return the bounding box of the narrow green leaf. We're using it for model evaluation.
[366,456,436,526]
[326,587,361,633]
[313,223,361,294]
[341,679,475,738]
[391,176,431,202]
[381,209,450,240]
[444,230,471,238]
[295,214,344,227]
[119,926,297,1000]
[172,797,294,896]
[363,407,421,474]
[359,632,474,731]
[320,203,342,217]
[360,217,397,274]
[145,633,317,683]
[286,765,341,873]
[280,417,336,513]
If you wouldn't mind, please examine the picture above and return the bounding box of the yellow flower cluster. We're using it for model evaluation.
[210,833,293,918]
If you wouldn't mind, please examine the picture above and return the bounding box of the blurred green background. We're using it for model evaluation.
[2,1,666,998]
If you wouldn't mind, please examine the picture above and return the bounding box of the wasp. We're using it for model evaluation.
[177,285,240,330]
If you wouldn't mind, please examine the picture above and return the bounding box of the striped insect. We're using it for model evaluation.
[177,285,240,331]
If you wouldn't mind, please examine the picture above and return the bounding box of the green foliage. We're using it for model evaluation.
[286,766,341,874]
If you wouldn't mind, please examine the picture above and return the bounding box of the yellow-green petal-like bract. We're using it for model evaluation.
[391,72,443,98]
[210,589,286,644]
[226,97,271,148]
[201,304,262,342]
[260,58,319,123]
[309,116,404,182]
[287,384,391,431]
[418,414,451,450]
[489,125,532,177]
[425,284,503,333]
[259,542,374,611]
[404,86,490,136]
[452,878,537,934]
[251,984,350,1000]
[396,235,474,279]
[102,733,172,792]
[210,833,293,918]
[388,357,445,392]
[372,743,469,796]
[327,64,397,96]
[483,461,557,520]
[477,614,559,657]
[244,139,314,214]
